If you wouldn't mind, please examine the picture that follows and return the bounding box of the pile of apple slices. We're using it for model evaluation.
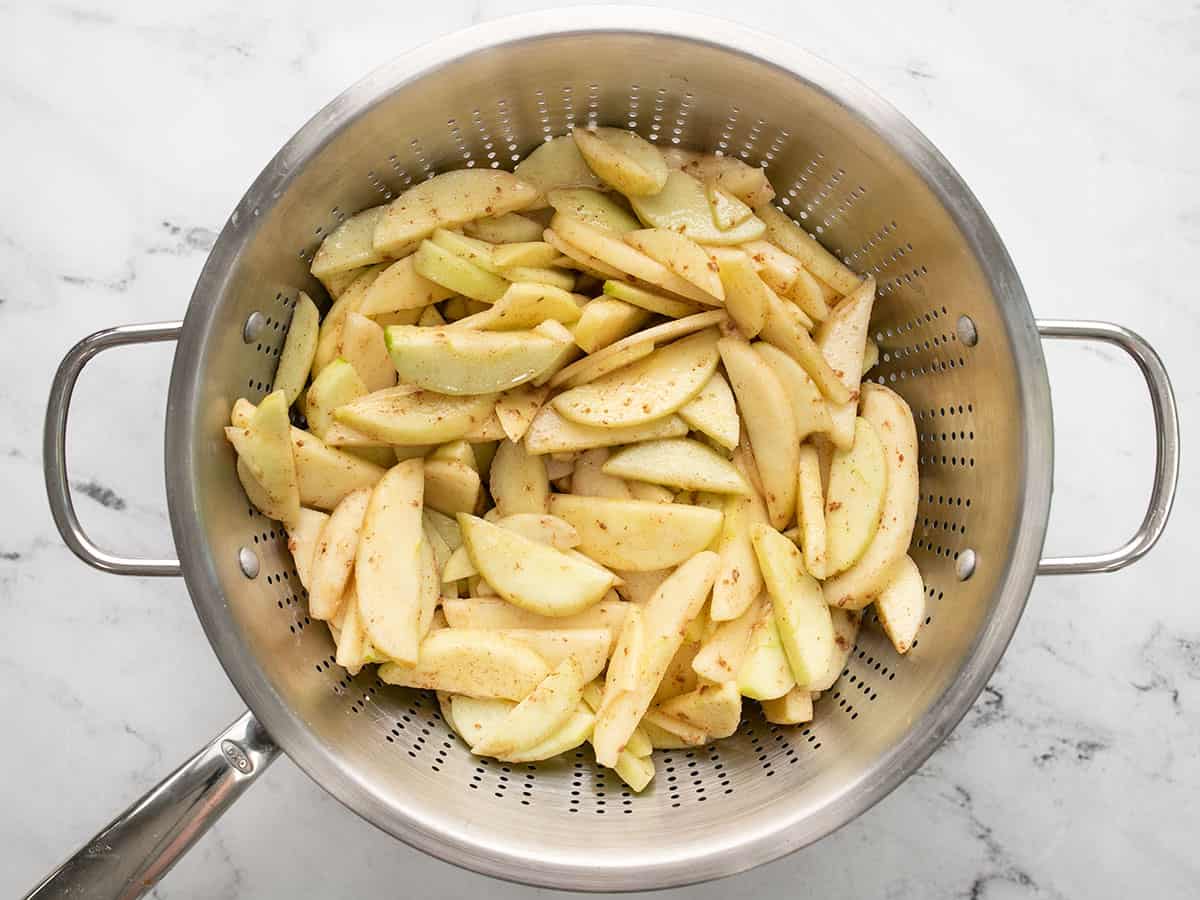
[225,126,925,793]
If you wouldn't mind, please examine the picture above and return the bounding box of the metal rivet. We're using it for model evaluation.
[956,315,978,347]
[238,547,260,579]
[956,548,977,581]
[243,312,267,343]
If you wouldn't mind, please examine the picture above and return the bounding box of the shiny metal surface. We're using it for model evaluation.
[24,712,277,900]
[1035,321,1179,575]
[37,7,1178,893]
[43,322,184,576]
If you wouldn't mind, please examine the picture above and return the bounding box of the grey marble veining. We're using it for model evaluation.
[2,0,1197,897]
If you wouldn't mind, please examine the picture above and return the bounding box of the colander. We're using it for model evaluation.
[31,8,1179,898]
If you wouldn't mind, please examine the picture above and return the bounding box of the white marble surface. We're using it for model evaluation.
[2,0,1197,896]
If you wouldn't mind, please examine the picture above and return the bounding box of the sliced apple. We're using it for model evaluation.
[313,266,387,375]
[333,385,494,444]
[717,337,797,528]
[571,448,633,499]
[494,629,611,683]
[807,606,861,692]
[224,390,299,526]
[494,383,549,442]
[308,487,371,620]
[546,187,641,233]
[355,459,424,664]
[286,508,329,591]
[311,205,388,279]
[453,282,582,332]
[758,286,850,404]
[736,604,796,701]
[751,524,834,687]
[514,135,607,200]
[613,751,655,792]
[553,329,720,428]
[465,212,547,244]
[639,714,702,750]
[334,582,369,674]
[625,228,724,300]
[602,438,747,494]
[591,551,720,765]
[794,444,829,579]
[657,681,742,739]
[572,127,668,196]
[305,359,367,439]
[469,656,586,757]
[442,596,627,634]
[423,459,481,516]
[338,312,397,393]
[708,471,770,622]
[716,250,773,337]
[754,203,862,295]
[678,371,740,451]
[291,428,386,510]
[503,706,595,763]
[605,605,644,694]
[373,169,538,256]
[692,595,762,682]
[571,298,651,353]
[627,481,675,504]
[815,276,876,448]
[491,241,561,268]
[629,170,765,244]
[875,555,924,654]
[826,417,888,574]
[384,325,569,395]
[273,292,320,405]
[542,227,628,280]
[378,628,549,700]
[682,154,775,207]
[761,687,815,725]
[412,240,510,303]
[754,342,832,442]
[489,439,549,516]
[549,495,722,571]
[523,406,687,456]
[450,695,513,744]
[459,513,614,616]
[611,568,671,605]
[708,183,753,230]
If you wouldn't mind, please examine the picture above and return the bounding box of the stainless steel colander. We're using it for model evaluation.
[32,9,1179,898]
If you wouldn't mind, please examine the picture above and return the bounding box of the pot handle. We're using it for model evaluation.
[44,322,185,576]
[24,710,279,900]
[1036,320,1179,575]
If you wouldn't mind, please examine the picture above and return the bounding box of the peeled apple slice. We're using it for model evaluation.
[546,188,642,233]
[602,438,748,494]
[825,417,888,575]
[523,407,688,457]
[515,135,607,200]
[737,607,795,701]
[311,205,388,279]
[875,555,925,654]
[471,657,587,757]
[378,629,549,700]
[273,292,320,405]
[333,385,495,445]
[384,326,570,395]
[624,229,724,300]
[815,276,876,449]
[572,126,669,197]
[629,170,765,244]
[224,390,300,527]
[678,371,740,451]
[549,495,723,571]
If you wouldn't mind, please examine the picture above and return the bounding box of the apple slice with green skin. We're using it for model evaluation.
[602,280,702,318]
[333,385,495,444]
[224,390,299,527]
[546,187,641,233]
[449,281,582,333]
[412,240,510,303]
[751,524,834,687]
[469,656,586,757]
[553,328,720,428]
[795,444,830,579]
[355,458,424,665]
[692,595,762,682]
[385,325,570,396]
[602,438,748,494]
[442,596,627,635]
[515,135,607,201]
[273,292,320,405]
[378,629,549,700]
[875,555,925,654]
[489,438,549,516]
[524,406,688,456]
[624,228,724,300]
[678,371,740,451]
[754,203,863,295]
[630,170,766,244]
[717,336,797,529]
[459,513,615,617]
[373,169,538,256]
[571,298,650,353]
[754,342,832,443]
[311,205,388,279]
[502,706,595,763]
[737,603,796,701]
[825,417,889,575]
[591,551,720,767]
[305,359,367,440]
[495,383,550,443]
[286,508,329,591]
[308,487,371,621]
[815,276,877,448]
[761,687,814,725]
[572,127,669,197]
[656,681,742,739]
[549,495,723,571]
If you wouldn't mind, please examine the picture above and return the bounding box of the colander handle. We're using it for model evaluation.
[44,322,184,577]
[1036,320,1180,575]
[25,710,278,900]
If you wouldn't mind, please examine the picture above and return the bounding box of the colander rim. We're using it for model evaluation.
[165,6,1053,891]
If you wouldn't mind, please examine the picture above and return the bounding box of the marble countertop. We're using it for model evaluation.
[2,0,1197,897]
